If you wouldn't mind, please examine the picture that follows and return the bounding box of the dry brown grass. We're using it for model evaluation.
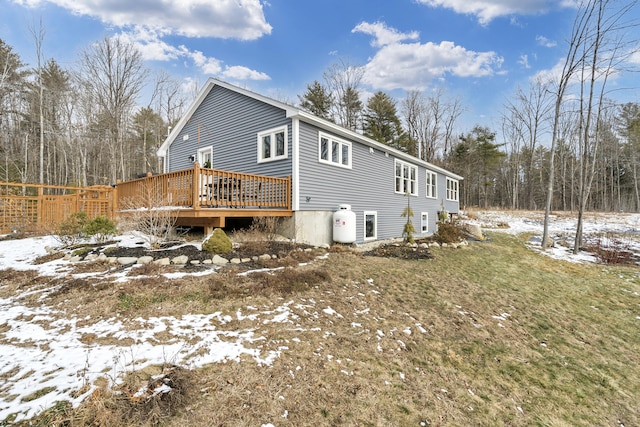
[4,233,640,426]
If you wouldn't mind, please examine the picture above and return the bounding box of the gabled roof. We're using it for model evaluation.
[157,78,463,180]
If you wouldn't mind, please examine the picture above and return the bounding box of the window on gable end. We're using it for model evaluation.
[257,126,288,163]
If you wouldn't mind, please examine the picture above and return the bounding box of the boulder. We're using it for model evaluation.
[137,256,154,265]
[171,255,189,265]
[211,255,229,265]
[117,257,138,265]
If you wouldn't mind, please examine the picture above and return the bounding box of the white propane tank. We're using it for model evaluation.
[333,204,356,244]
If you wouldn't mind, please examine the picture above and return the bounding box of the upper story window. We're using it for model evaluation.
[258,126,288,163]
[446,177,459,201]
[395,160,417,196]
[319,133,351,168]
[426,171,437,198]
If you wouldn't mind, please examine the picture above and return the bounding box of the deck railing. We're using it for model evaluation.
[115,164,291,211]
[0,182,115,234]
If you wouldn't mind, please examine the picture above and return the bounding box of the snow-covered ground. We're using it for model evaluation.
[467,210,640,264]
[1,210,639,422]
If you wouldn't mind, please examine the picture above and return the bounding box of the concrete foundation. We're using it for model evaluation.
[279,211,334,247]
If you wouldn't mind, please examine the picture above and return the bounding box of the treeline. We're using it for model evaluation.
[0,36,190,186]
[1,0,638,215]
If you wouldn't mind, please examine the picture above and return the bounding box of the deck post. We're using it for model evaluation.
[192,163,200,210]
[112,181,119,222]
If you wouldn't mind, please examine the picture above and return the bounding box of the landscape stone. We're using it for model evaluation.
[230,258,242,264]
[117,257,138,265]
[258,254,272,261]
[68,255,82,263]
[137,256,154,265]
[171,255,189,264]
[211,255,229,265]
[154,258,171,266]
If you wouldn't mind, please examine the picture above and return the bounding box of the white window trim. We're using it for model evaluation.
[446,177,459,201]
[198,146,213,168]
[421,212,429,233]
[426,171,437,199]
[395,159,418,196]
[257,126,288,163]
[318,132,352,169]
[364,211,377,241]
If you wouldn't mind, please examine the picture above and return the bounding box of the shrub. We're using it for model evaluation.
[434,221,467,244]
[202,228,232,254]
[118,188,178,249]
[84,216,117,242]
[56,212,90,246]
[250,216,279,241]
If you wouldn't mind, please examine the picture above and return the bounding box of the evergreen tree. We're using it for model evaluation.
[298,80,333,121]
[340,86,362,131]
[363,91,408,152]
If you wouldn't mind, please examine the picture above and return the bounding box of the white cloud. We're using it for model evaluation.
[352,21,419,47]
[518,54,531,68]
[13,0,272,81]
[354,22,503,91]
[416,0,558,25]
[15,0,272,40]
[221,65,270,81]
[536,35,557,47]
[117,29,270,81]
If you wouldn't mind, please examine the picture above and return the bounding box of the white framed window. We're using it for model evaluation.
[426,171,437,198]
[319,133,351,168]
[364,211,377,241]
[421,212,429,233]
[446,177,459,201]
[258,126,288,163]
[395,160,417,196]
[198,146,213,168]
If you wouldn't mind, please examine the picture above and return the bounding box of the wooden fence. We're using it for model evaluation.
[0,182,115,234]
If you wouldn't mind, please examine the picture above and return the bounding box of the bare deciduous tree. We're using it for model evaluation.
[78,36,147,183]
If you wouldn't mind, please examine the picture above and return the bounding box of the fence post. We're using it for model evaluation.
[37,185,43,229]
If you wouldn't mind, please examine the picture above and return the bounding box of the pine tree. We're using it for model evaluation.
[363,91,408,152]
[298,80,333,122]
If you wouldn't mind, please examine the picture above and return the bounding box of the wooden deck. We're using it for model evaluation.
[0,165,291,234]
[116,164,292,232]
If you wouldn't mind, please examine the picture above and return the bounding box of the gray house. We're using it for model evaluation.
[157,78,462,246]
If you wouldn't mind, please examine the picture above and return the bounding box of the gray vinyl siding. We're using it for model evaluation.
[167,85,292,178]
[297,121,455,242]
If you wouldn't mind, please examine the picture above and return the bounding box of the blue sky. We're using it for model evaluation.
[1,0,639,137]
